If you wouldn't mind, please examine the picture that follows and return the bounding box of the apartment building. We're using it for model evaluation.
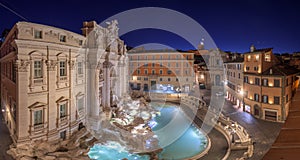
[224,59,244,108]
[243,45,299,122]
[127,49,195,93]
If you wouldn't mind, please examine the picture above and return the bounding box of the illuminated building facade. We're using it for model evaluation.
[243,45,299,122]
[128,50,195,93]
[224,60,244,108]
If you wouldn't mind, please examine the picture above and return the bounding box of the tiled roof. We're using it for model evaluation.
[245,48,273,54]
[261,65,300,76]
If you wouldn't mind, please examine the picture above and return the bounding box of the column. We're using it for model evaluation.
[103,60,111,109]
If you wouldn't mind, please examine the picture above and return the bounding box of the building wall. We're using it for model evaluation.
[128,51,195,92]
[243,48,298,122]
[0,21,128,145]
[224,62,244,108]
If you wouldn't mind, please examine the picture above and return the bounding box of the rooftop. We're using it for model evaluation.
[245,48,273,54]
[261,65,300,76]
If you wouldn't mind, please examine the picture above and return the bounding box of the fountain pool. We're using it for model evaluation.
[88,103,208,160]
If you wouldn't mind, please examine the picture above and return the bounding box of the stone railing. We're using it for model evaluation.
[182,95,254,159]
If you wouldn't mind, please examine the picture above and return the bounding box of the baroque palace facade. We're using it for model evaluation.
[0,21,128,145]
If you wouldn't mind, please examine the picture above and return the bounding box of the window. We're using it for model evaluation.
[152,70,155,75]
[77,62,83,75]
[262,95,268,103]
[137,69,140,75]
[176,63,179,67]
[34,30,42,39]
[176,70,180,75]
[160,55,163,60]
[238,73,240,79]
[34,61,43,78]
[265,53,271,62]
[286,95,289,103]
[34,110,43,125]
[168,78,171,81]
[274,96,280,104]
[176,78,178,81]
[237,64,241,70]
[60,104,67,118]
[246,66,250,71]
[216,59,220,65]
[167,70,172,75]
[152,63,155,67]
[60,35,66,42]
[244,76,249,83]
[233,72,235,77]
[77,97,84,111]
[159,70,163,74]
[186,62,189,67]
[262,79,268,86]
[144,69,148,75]
[160,78,163,81]
[254,93,259,102]
[168,63,170,67]
[186,78,189,82]
[247,55,251,61]
[274,79,280,87]
[254,66,258,71]
[255,78,260,85]
[144,77,148,81]
[145,63,148,67]
[255,55,259,61]
[59,61,66,76]
[160,63,162,67]
[137,77,141,80]
[152,55,155,60]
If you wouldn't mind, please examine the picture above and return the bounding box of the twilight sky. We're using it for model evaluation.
[1,0,300,53]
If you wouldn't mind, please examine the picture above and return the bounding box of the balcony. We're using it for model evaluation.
[33,123,44,130]
[60,76,67,81]
[60,116,68,123]
[57,116,69,127]
[34,78,43,84]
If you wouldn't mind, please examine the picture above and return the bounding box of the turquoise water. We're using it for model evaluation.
[88,141,149,160]
[88,104,207,160]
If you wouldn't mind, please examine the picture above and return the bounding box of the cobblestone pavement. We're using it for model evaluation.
[200,89,282,160]
[0,113,13,160]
